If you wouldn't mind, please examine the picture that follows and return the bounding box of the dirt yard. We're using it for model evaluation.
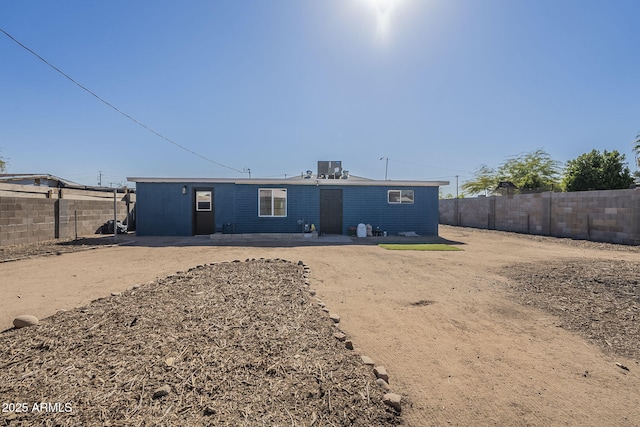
[1,226,640,426]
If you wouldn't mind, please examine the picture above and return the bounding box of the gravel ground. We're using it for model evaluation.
[448,229,640,360]
[2,231,639,425]
[443,229,640,360]
[450,226,640,253]
[454,227,640,360]
[503,259,640,360]
[1,229,638,264]
[0,237,116,263]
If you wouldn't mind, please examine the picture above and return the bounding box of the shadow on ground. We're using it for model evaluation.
[69,233,466,249]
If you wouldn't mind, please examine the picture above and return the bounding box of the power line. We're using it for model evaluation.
[391,158,471,175]
[0,27,246,175]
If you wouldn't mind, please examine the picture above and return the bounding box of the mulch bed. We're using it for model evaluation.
[0,259,402,426]
[503,259,640,359]
[0,237,116,263]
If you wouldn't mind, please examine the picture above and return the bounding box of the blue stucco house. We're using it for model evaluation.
[127,174,448,237]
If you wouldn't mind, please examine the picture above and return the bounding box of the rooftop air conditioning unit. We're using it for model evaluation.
[317,161,342,179]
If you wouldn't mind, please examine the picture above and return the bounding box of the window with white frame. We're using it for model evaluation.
[259,188,287,217]
[387,189,414,204]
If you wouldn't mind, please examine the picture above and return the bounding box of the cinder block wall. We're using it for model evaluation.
[0,197,57,246]
[58,199,130,239]
[549,190,639,243]
[494,193,546,234]
[439,189,640,245]
[440,197,496,229]
[0,192,134,247]
[459,197,490,229]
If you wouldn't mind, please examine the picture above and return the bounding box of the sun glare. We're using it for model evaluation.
[361,0,404,38]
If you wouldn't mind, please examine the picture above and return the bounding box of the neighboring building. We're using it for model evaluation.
[0,173,76,188]
[0,173,132,194]
[128,172,448,237]
[0,174,135,246]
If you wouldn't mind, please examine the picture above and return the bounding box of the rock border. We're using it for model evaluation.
[298,260,404,414]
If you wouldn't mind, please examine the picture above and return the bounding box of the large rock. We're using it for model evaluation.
[361,355,375,366]
[374,366,389,383]
[13,315,39,329]
[376,378,391,391]
[383,393,402,412]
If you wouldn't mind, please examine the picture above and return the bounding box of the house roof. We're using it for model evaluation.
[0,173,79,186]
[0,174,132,192]
[126,176,449,187]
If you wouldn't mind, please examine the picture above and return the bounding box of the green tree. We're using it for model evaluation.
[462,149,560,196]
[0,154,5,172]
[562,149,634,191]
[496,149,560,191]
[461,165,497,196]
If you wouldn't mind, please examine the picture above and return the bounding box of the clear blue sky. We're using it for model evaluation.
[1,0,639,195]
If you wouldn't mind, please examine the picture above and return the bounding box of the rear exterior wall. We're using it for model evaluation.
[134,182,196,236]
[341,186,439,236]
[134,183,440,236]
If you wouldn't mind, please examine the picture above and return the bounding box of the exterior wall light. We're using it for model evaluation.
[182,185,187,195]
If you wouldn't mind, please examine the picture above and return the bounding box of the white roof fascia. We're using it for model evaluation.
[127,177,449,187]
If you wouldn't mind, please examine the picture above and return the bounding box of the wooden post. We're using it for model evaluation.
[113,189,117,243]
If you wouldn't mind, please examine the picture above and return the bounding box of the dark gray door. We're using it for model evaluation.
[193,188,215,235]
[320,189,343,234]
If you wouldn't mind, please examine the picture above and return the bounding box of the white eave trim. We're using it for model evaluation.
[127,177,450,187]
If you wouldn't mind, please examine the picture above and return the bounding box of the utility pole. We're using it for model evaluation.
[379,157,389,180]
[98,171,102,187]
